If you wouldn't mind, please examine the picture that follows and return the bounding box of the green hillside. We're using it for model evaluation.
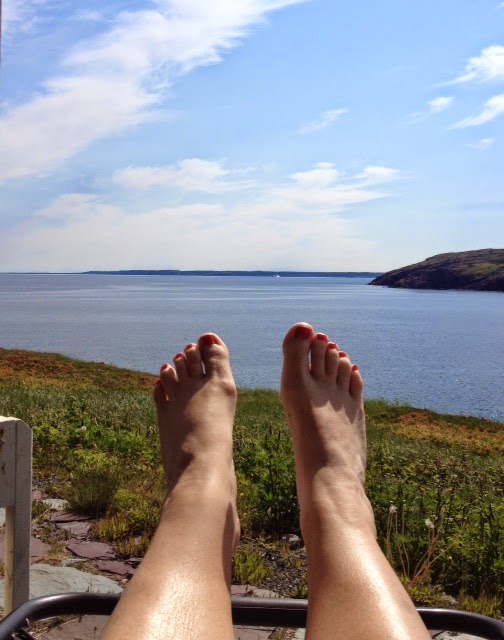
[370,249,504,292]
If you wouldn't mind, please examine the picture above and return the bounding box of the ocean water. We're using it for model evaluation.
[0,273,503,422]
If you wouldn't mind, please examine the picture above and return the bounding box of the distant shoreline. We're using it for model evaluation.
[2,270,383,278]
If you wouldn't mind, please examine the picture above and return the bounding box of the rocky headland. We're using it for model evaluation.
[370,249,504,292]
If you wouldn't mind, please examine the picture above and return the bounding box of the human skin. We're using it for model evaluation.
[101,325,431,640]
[281,322,431,640]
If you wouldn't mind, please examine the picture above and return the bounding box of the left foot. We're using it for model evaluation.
[154,333,240,545]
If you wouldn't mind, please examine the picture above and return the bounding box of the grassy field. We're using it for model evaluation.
[0,347,502,616]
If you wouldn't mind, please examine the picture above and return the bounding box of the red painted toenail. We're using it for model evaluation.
[199,334,219,347]
[339,351,348,358]
[185,343,193,350]
[328,343,338,350]
[161,364,169,371]
[352,364,359,371]
[174,352,184,359]
[294,326,312,339]
[315,333,328,341]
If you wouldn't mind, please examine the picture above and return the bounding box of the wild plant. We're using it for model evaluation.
[232,544,273,586]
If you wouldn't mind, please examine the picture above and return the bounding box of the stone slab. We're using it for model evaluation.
[56,521,91,538]
[35,615,110,639]
[0,532,50,559]
[0,564,122,612]
[50,512,91,523]
[234,628,274,640]
[66,540,114,560]
[42,499,69,511]
[96,560,136,576]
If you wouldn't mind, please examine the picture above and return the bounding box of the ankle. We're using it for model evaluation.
[300,476,376,540]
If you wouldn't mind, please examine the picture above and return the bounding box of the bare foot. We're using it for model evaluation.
[281,322,375,535]
[154,333,240,546]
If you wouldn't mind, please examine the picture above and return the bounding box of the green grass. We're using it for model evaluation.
[1,349,502,614]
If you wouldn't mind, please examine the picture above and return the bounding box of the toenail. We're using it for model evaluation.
[174,352,184,360]
[315,333,328,341]
[294,326,312,339]
[352,364,359,371]
[199,334,219,347]
[185,343,194,351]
[328,343,338,350]
[161,363,169,371]
[339,351,348,358]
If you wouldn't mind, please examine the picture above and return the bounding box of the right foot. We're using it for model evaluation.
[281,322,375,535]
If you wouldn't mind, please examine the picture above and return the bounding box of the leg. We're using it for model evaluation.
[281,323,430,640]
[101,333,239,640]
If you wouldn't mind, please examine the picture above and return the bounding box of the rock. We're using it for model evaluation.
[0,533,50,560]
[96,560,136,576]
[56,521,91,538]
[282,534,302,549]
[34,615,110,640]
[0,564,122,612]
[0,508,4,528]
[42,499,69,511]
[50,512,91,523]
[66,540,115,560]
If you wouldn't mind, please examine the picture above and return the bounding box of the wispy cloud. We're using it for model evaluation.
[0,1,304,185]
[428,96,454,113]
[469,137,496,151]
[113,159,254,193]
[299,108,348,134]
[405,96,454,125]
[453,94,504,127]
[2,161,401,271]
[450,45,504,84]
[356,166,402,185]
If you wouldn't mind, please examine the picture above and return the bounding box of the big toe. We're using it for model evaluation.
[282,323,314,380]
[197,333,235,383]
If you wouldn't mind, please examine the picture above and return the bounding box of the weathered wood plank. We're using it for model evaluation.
[0,416,33,614]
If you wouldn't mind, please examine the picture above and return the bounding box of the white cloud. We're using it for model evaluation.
[299,109,348,134]
[356,166,402,185]
[113,159,254,192]
[1,161,400,271]
[453,94,504,127]
[0,1,303,185]
[428,96,454,113]
[1,0,49,36]
[451,45,504,84]
[469,137,496,151]
[405,97,454,125]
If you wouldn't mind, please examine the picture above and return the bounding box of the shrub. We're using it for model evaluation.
[232,544,273,586]
[66,465,120,517]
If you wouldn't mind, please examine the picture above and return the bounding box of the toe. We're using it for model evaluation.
[197,333,233,380]
[310,333,329,378]
[173,352,188,381]
[153,380,168,407]
[282,323,314,378]
[325,342,339,378]
[185,343,203,378]
[336,352,353,389]
[349,364,364,399]
[159,363,178,399]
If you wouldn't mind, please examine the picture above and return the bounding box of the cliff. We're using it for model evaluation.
[370,249,504,292]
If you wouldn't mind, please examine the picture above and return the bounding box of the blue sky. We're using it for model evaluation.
[1,0,503,272]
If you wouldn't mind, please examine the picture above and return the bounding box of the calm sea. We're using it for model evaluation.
[1,274,503,422]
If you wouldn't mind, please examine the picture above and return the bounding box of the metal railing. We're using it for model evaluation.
[0,593,503,640]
